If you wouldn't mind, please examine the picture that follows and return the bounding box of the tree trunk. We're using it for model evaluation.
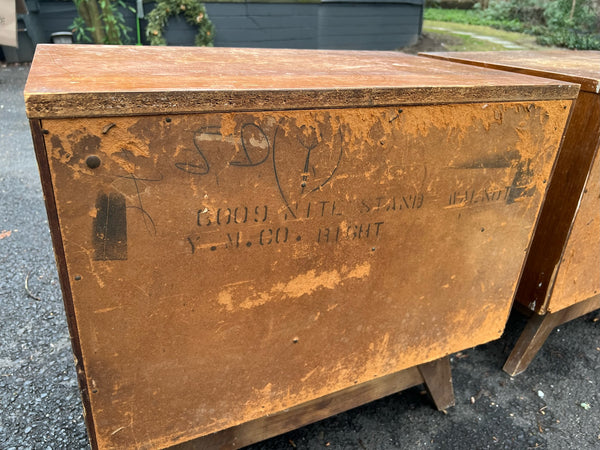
[99,0,122,44]
[76,0,106,44]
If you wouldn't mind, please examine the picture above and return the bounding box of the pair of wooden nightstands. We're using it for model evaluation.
[25,46,599,449]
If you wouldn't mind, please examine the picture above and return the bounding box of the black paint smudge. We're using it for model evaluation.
[93,192,128,261]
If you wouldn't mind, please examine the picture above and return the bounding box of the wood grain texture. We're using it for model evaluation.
[502,308,565,376]
[421,50,600,94]
[26,46,579,448]
[24,45,578,118]
[503,293,600,376]
[420,51,600,316]
[549,148,600,312]
[418,357,455,411]
[515,92,600,314]
[421,50,600,378]
[170,364,426,449]
[38,99,570,448]
[28,119,99,449]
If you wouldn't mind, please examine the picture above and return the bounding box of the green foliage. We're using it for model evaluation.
[100,0,134,43]
[145,0,215,46]
[538,0,600,48]
[481,0,544,29]
[426,0,600,50]
[424,8,483,24]
[536,28,600,49]
[543,0,598,30]
[424,7,522,31]
[71,0,134,45]
[71,15,93,43]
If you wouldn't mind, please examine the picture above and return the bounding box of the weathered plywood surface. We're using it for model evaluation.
[420,51,600,315]
[40,101,570,448]
[422,50,600,94]
[24,45,578,119]
[549,151,600,312]
[515,92,600,313]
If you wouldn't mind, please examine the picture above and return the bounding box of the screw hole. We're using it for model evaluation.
[86,155,101,169]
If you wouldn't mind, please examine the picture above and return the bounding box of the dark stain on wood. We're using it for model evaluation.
[72,132,101,155]
[507,158,536,204]
[93,192,127,261]
[454,149,521,169]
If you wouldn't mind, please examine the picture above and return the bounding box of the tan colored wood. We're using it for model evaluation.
[504,294,600,376]
[38,101,569,448]
[420,51,600,315]
[516,92,600,314]
[422,50,600,94]
[549,152,600,312]
[171,363,428,449]
[418,357,455,411]
[24,45,578,119]
[420,50,600,374]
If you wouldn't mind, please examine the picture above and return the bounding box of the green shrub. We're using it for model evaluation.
[72,0,134,44]
[424,7,524,31]
[426,0,600,50]
[424,8,483,24]
[543,0,599,31]
[482,0,545,28]
[536,29,600,49]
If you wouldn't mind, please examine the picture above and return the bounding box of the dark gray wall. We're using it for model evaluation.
[318,2,423,49]
[4,0,424,62]
[204,1,423,50]
[206,3,320,48]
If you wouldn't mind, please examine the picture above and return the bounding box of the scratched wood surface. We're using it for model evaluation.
[421,50,600,316]
[421,50,600,94]
[36,101,571,448]
[549,151,600,312]
[23,45,580,119]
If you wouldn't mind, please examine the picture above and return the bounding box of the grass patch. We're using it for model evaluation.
[423,19,544,51]
[424,8,523,31]
[424,7,600,50]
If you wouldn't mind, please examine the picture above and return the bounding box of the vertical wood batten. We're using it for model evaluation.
[28,119,99,449]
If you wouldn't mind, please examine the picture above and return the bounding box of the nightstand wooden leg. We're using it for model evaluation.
[418,356,455,411]
[504,294,600,376]
[503,312,563,376]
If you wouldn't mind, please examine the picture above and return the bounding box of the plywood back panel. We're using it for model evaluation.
[39,100,570,448]
[421,50,600,314]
